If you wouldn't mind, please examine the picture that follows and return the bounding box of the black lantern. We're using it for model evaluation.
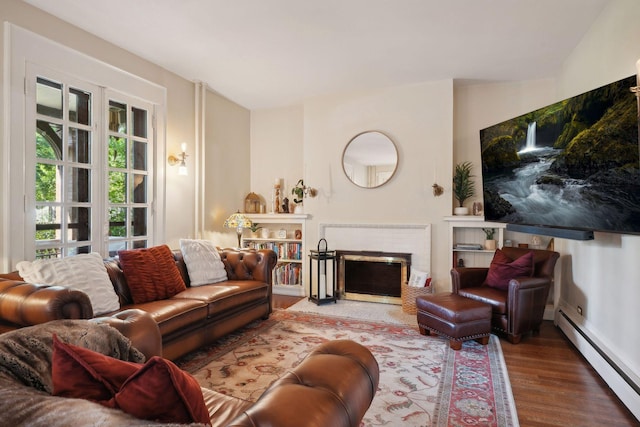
[308,238,337,305]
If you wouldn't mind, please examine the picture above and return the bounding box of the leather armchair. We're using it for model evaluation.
[451,247,559,344]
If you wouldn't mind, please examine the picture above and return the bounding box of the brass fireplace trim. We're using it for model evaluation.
[338,253,408,305]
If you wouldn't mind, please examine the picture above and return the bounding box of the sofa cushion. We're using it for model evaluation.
[122,298,208,337]
[484,249,534,290]
[179,239,228,286]
[16,252,120,315]
[52,334,210,425]
[118,245,186,304]
[172,280,269,317]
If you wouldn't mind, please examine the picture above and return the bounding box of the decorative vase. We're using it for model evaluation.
[294,204,304,214]
[454,207,469,215]
[484,239,497,250]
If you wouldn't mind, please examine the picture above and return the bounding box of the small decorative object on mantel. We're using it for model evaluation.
[473,201,483,216]
[244,192,261,213]
[453,161,475,215]
[291,179,317,214]
[272,179,281,213]
[482,228,496,250]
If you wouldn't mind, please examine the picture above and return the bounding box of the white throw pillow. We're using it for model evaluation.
[179,239,228,286]
[408,269,430,287]
[16,252,120,315]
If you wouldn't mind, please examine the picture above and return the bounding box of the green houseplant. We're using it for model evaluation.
[482,227,497,250]
[291,179,306,213]
[453,161,475,215]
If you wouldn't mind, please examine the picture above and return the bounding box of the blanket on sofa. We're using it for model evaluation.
[0,319,145,393]
[0,320,208,427]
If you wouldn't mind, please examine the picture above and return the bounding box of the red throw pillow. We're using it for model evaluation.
[118,245,186,304]
[51,335,210,425]
[484,249,534,290]
[52,334,141,403]
[115,356,210,425]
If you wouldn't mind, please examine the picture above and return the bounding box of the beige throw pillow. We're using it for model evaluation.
[179,239,228,286]
[17,252,120,315]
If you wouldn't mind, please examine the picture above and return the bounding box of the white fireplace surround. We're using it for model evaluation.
[318,223,431,274]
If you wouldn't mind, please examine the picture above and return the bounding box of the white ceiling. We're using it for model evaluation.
[24,0,611,110]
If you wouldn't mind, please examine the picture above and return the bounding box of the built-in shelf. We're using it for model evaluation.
[444,216,506,268]
[242,214,308,297]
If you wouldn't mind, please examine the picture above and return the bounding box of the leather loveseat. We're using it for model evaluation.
[0,309,380,427]
[0,247,277,360]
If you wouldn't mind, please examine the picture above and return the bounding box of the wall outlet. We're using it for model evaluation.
[577,306,583,315]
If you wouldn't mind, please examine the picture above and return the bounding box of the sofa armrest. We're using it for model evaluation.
[229,340,379,427]
[91,309,162,361]
[0,279,93,328]
[450,267,489,292]
[220,248,277,284]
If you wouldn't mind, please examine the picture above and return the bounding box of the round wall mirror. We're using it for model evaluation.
[342,131,398,188]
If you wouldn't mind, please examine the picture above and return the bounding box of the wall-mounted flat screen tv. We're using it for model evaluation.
[480,75,640,235]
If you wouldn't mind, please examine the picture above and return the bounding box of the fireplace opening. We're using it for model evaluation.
[337,250,411,305]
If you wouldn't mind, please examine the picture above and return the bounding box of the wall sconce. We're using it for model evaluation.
[168,142,188,176]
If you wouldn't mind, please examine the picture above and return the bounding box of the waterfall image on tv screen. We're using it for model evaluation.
[480,75,640,235]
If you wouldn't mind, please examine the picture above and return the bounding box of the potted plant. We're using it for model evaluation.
[453,161,475,215]
[291,179,306,214]
[482,227,496,250]
[249,223,262,238]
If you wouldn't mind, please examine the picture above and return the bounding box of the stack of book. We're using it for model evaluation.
[454,243,484,250]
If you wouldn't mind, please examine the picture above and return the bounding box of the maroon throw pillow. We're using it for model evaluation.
[51,335,210,425]
[52,334,141,403]
[118,245,186,304]
[115,356,210,425]
[484,249,534,290]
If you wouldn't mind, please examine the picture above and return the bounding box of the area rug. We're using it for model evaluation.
[177,309,518,427]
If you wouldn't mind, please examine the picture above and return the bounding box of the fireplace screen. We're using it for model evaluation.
[337,251,411,305]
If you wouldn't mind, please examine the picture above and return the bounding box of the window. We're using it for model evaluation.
[30,72,155,260]
[106,97,153,256]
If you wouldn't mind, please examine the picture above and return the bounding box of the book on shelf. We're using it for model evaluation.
[272,262,302,286]
[454,243,484,250]
[244,241,302,260]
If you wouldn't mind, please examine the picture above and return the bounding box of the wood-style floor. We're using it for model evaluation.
[273,295,638,426]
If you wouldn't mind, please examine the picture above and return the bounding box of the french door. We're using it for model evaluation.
[26,64,155,259]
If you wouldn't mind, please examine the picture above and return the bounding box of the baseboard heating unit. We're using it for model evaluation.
[557,308,640,421]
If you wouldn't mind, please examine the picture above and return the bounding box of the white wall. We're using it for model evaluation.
[202,89,251,248]
[251,80,454,289]
[250,105,304,212]
[554,0,640,384]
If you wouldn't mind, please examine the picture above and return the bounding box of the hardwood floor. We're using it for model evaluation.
[272,295,638,426]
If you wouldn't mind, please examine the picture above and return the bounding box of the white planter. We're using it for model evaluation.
[294,204,304,214]
[453,207,469,215]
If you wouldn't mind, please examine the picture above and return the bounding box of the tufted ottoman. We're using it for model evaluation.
[416,292,491,350]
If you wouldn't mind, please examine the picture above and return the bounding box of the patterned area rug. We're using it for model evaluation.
[177,309,518,427]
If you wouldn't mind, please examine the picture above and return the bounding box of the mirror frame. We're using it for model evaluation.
[342,130,398,188]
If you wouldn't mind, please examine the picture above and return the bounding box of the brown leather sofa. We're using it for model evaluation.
[0,248,277,360]
[451,247,560,344]
[0,309,380,427]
